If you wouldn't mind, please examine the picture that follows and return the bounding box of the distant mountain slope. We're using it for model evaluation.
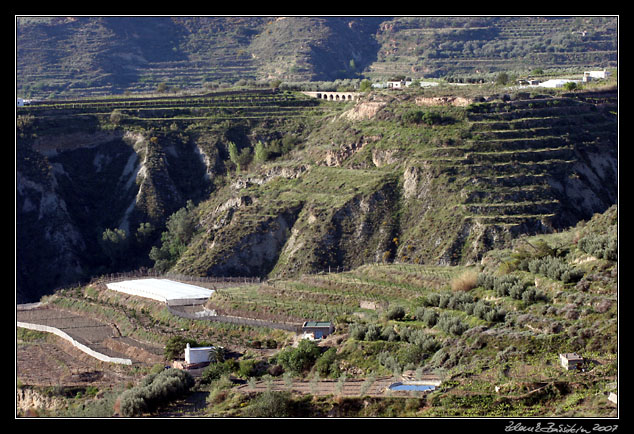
[16,16,617,99]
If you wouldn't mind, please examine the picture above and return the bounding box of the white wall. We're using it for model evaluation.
[17,322,132,365]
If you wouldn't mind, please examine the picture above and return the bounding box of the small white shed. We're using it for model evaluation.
[559,353,584,370]
[302,321,334,339]
[184,343,216,365]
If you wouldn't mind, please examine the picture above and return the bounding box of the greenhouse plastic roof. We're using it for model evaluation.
[105,278,214,303]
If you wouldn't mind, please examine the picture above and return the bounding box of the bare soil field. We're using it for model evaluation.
[16,335,140,388]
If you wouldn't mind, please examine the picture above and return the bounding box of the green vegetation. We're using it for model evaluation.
[149,200,198,272]
[274,340,322,375]
[116,368,195,416]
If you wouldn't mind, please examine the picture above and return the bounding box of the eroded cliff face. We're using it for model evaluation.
[169,165,401,279]
[16,124,212,303]
[16,166,86,303]
[270,177,400,277]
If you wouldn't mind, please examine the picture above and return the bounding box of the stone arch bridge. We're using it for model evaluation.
[301,91,361,101]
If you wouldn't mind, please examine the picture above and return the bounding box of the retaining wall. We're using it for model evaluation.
[17,321,132,365]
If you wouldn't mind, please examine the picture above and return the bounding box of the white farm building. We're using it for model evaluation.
[106,278,214,306]
[185,343,217,365]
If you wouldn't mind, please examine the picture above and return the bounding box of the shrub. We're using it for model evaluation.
[473,300,506,323]
[577,228,617,261]
[437,313,468,336]
[423,293,441,307]
[381,325,400,342]
[386,305,406,321]
[421,309,438,327]
[314,347,339,377]
[494,275,525,297]
[476,273,496,291]
[349,323,367,340]
[446,292,474,310]
[402,109,424,124]
[364,324,383,341]
[201,359,238,383]
[477,272,543,304]
[118,388,150,417]
[408,329,440,353]
[243,391,294,418]
[415,307,439,327]
[238,359,258,379]
[118,368,194,417]
[377,351,401,374]
[276,339,321,374]
[438,293,451,308]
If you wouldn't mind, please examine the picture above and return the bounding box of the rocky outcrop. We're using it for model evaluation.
[415,96,473,107]
[270,177,400,277]
[16,167,86,304]
[17,388,66,414]
[341,101,386,121]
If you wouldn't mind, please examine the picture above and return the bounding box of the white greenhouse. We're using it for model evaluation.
[106,278,214,306]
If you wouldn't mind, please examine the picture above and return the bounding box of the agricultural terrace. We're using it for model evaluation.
[205,264,477,323]
[17,88,344,128]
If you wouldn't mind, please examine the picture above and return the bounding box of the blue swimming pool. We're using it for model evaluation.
[388,382,436,392]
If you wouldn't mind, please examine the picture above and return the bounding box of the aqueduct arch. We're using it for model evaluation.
[302,91,360,101]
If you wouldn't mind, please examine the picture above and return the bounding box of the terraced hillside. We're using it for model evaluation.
[155,87,618,280]
[391,89,617,266]
[16,16,617,99]
[19,203,617,417]
[461,91,617,227]
[368,16,617,80]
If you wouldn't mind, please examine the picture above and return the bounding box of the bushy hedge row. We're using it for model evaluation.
[420,292,506,322]
[118,368,194,417]
[350,322,441,350]
[477,272,546,304]
[527,256,584,283]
